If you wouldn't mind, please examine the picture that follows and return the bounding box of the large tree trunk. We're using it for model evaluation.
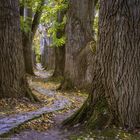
[61,0,96,90]
[64,0,140,129]
[98,0,140,128]
[53,10,66,77]
[0,0,38,101]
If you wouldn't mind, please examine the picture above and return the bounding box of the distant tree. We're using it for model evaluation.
[60,0,97,90]
[21,0,45,75]
[39,25,55,69]
[52,9,66,77]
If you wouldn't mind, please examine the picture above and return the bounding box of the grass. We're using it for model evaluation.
[69,128,140,140]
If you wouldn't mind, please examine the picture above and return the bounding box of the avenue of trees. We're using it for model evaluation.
[0,0,139,130]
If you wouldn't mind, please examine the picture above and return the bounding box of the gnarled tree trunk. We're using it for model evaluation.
[98,0,140,128]
[64,0,140,129]
[61,0,96,90]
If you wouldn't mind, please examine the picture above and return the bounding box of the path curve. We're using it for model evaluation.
[0,67,71,136]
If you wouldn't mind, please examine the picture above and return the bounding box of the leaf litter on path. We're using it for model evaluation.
[0,69,87,138]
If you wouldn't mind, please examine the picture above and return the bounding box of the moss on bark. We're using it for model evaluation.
[62,93,113,129]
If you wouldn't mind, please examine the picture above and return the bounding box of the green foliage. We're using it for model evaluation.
[40,0,68,47]
[52,35,66,47]
[20,0,68,59]
[20,0,43,10]
[93,11,99,41]
[93,2,99,40]
[20,0,68,47]
[20,17,32,33]
[20,0,45,32]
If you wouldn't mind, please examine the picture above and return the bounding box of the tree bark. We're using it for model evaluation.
[61,0,96,90]
[22,0,45,74]
[0,0,38,101]
[39,24,55,69]
[53,46,65,77]
[63,0,140,129]
[45,38,55,70]
[53,10,66,77]
[40,32,48,68]
[98,0,140,128]
[22,6,34,75]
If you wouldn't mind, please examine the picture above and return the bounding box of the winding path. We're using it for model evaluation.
[0,65,71,136]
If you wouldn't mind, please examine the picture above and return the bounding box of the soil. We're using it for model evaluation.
[10,110,75,140]
[1,64,86,140]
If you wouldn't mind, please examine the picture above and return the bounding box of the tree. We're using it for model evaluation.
[0,0,38,101]
[22,3,34,75]
[63,0,140,129]
[21,0,45,75]
[53,10,66,77]
[45,44,55,70]
[60,0,97,90]
[39,0,67,76]
[40,25,55,69]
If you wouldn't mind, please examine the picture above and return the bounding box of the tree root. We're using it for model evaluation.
[62,93,94,126]
[25,88,40,102]
[62,92,113,129]
[23,75,40,102]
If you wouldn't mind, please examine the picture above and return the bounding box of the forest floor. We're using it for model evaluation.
[0,64,87,140]
[0,64,140,140]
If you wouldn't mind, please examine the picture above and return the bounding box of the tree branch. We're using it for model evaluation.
[31,0,45,39]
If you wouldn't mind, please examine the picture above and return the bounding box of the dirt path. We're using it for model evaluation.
[0,67,71,136]
[4,64,85,140]
[10,110,75,140]
[0,97,70,136]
